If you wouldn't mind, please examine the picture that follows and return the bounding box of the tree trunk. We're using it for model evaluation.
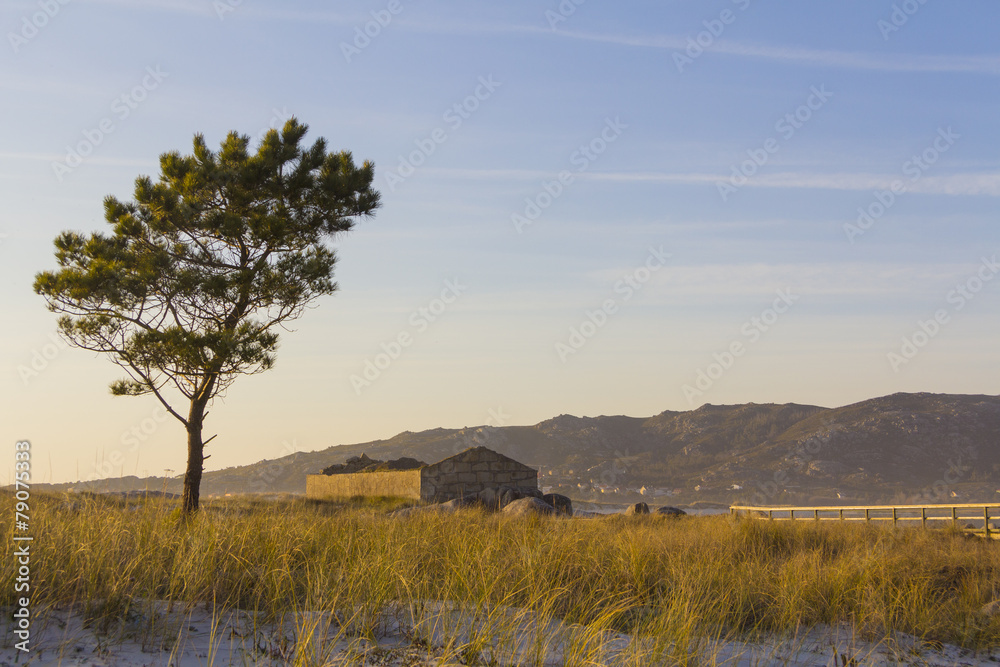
[182,401,207,514]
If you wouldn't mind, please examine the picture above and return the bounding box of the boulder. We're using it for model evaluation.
[498,486,525,509]
[390,505,439,518]
[477,487,500,509]
[391,498,476,517]
[440,494,486,511]
[624,502,650,516]
[543,493,573,516]
[321,453,426,475]
[656,506,687,517]
[377,456,426,471]
[501,497,555,516]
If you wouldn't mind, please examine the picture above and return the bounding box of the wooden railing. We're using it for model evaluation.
[729,503,1000,538]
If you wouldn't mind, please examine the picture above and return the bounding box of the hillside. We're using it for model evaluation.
[31,392,1000,505]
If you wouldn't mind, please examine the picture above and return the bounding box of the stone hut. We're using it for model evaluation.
[306,447,537,502]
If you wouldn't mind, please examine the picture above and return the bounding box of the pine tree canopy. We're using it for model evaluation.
[34,119,380,511]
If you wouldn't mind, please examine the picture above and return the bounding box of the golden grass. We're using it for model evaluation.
[4,492,1000,664]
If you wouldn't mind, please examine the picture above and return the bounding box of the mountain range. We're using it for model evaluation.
[33,392,1000,506]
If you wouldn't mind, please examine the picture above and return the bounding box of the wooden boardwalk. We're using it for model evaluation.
[729,502,1000,538]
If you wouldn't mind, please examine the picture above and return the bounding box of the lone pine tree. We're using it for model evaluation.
[35,119,380,512]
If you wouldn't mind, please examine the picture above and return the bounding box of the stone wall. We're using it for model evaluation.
[305,469,422,500]
[305,447,538,503]
[419,447,537,501]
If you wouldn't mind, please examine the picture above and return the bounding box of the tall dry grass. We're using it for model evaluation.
[3,492,1000,664]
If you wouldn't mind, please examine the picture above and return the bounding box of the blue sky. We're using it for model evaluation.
[2,0,998,484]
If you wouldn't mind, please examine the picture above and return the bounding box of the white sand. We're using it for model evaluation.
[2,601,997,666]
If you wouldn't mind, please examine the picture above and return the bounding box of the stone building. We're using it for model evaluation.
[306,446,537,502]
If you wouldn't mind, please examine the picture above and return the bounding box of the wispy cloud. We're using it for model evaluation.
[381,18,1000,76]
[430,261,989,317]
[0,152,157,168]
[418,167,1000,196]
[65,5,1000,76]
[386,16,1000,74]
[82,0,364,23]
[595,261,999,299]
[83,0,212,17]
[588,170,1000,197]
[545,29,1000,75]
[713,171,1000,196]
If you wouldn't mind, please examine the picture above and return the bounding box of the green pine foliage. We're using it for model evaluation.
[34,121,380,512]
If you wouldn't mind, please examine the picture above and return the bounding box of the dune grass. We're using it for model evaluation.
[4,492,1000,664]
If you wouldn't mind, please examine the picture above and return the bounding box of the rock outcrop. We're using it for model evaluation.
[321,454,426,475]
[656,506,686,517]
[543,493,573,516]
[624,502,650,515]
[392,485,564,517]
[502,497,556,516]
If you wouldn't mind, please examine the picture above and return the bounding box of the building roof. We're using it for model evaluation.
[428,446,534,470]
